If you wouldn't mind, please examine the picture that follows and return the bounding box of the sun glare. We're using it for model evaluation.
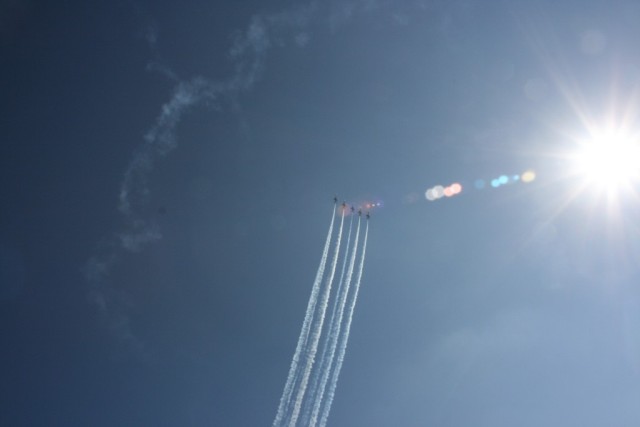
[571,129,640,193]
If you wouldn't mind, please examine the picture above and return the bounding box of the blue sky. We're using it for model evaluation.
[2,0,640,426]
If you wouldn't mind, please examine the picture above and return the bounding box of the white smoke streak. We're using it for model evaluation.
[87,2,323,352]
[301,214,354,424]
[318,220,369,427]
[288,209,345,427]
[273,205,337,427]
[309,216,361,426]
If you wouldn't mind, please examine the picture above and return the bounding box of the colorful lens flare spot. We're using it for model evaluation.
[521,170,536,183]
[356,200,383,212]
[425,182,463,201]
[425,169,535,203]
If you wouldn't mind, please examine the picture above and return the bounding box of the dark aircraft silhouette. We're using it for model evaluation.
[333,195,338,203]
[358,209,362,216]
[350,206,355,213]
[366,212,370,220]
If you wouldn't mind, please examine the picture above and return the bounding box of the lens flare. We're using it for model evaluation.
[425,170,534,203]
[521,170,536,183]
[425,182,464,202]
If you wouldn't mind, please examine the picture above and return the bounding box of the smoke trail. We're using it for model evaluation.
[288,208,346,427]
[318,220,369,427]
[308,216,361,427]
[279,206,340,427]
[301,214,355,424]
[273,204,337,427]
[281,208,342,427]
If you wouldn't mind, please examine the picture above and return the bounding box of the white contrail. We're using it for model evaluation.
[308,216,361,427]
[318,220,369,427]
[279,205,339,427]
[273,204,337,427]
[288,208,345,427]
[301,214,355,424]
[281,207,344,427]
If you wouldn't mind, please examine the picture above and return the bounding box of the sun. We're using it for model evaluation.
[569,128,640,195]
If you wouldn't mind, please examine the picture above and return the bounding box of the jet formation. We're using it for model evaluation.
[333,195,370,220]
[274,195,371,427]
